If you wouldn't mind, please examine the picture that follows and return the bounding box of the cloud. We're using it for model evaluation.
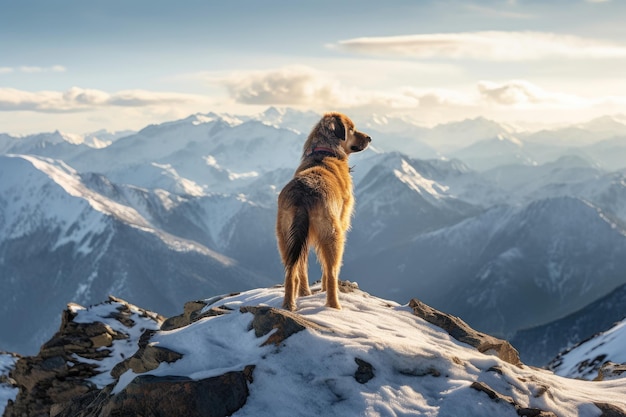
[215,66,428,111]
[19,65,67,73]
[0,87,206,113]
[219,66,343,106]
[0,65,67,74]
[477,80,588,108]
[213,65,626,116]
[333,31,626,61]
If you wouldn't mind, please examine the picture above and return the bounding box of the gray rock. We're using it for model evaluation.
[409,298,522,366]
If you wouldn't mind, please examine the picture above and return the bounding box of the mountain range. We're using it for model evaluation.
[2,107,626,364]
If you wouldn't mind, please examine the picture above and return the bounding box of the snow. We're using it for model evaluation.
[393,159,449,199]
[106,286,626,417]
[68,300,163,388]
[0,353,19,416]
[552,318,626,380]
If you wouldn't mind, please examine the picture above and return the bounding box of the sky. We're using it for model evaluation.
[2,0,626,135]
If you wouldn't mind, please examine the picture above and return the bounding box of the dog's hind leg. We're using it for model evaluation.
[297,251,312,297]
[283,265,298,311]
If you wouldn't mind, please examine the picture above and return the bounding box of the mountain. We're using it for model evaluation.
[0,154,272,354]
[347,152,483,252]
[3,285,626,417]
[512,283,626,367]
[450,134,534,171]
[344,196,626,338]
[583,136,626,171]
[522,114,626,148]
[422,117,518,153]
[66,113,303,195]
[3,107,626,358]
[548,316,626,381]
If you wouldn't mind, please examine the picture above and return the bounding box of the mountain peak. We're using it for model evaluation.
[4,284,625,417]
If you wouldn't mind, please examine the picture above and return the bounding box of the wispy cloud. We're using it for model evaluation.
[332,31,626,61]
[0,87,207,113]
[0,65,67,74]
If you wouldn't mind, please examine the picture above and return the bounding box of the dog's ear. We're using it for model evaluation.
[330,115,346,141]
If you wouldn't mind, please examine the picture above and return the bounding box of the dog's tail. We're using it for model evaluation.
[285,206,309,268]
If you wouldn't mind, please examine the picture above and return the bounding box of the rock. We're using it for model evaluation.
[4,297,163,417]
[239,306,328,346]
[594,402,626,417]
[54,366,255,417]
[409,298,522,366]
[110,343,183,379]
[470,382,557,417]
[595,362,626,381]
[354,358,375,384]
[161,294,239,331]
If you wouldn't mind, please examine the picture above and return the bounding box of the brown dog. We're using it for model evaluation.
[276,112,371,311]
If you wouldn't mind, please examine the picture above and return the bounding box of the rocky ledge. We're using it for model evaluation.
[3,282,626,417]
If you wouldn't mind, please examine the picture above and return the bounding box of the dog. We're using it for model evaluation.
[276,112,371,311]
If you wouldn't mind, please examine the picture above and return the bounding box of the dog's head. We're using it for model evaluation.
[306,112,372,158]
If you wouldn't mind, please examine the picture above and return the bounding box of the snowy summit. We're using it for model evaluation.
[4,283,626,417]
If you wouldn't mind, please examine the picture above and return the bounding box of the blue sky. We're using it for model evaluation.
[2,0,626,134]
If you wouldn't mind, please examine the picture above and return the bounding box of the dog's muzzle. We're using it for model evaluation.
[351,135,372,152]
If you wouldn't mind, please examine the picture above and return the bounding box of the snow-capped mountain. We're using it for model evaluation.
[451,135,535,171]
[66,114,304,196]
[3,107,626,360]
[0,154,272,354]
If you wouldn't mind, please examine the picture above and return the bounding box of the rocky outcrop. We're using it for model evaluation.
[4,296,164,417]
[409,298,522,366]
[51,366,256,417]
[595,362,626,382]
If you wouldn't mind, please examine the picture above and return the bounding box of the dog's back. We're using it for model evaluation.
[276,112,371,311]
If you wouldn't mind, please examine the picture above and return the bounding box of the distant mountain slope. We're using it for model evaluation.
[0,155,272,354]
[345,196,626,338]
[548,316,626,380]
[511,283,626,367]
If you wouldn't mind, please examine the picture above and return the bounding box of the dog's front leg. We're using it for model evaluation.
[318,232,344,310]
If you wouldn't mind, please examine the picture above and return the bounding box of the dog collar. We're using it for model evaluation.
[308,146,337,157]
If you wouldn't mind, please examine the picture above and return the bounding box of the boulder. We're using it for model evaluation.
[240,305,328,346]
[52,366,255,417]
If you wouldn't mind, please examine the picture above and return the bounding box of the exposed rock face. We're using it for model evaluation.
[409,298,522,366]
[4,296,164,417]
[595,362,626,381]
[52,367,256,417]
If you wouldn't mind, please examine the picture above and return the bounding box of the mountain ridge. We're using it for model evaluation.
[2,284,625,417]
